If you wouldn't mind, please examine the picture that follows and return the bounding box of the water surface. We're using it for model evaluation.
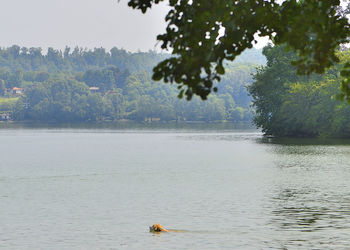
[1,128,350,249]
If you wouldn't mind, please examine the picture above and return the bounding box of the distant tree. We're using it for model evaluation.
[0,79,5,96]
[103,91,125,119]
[8,45,20,59]
[202,97,226,121]
[81,66,130,92]
[10,69,23,87]
[35,72,50,82]
[87,93,104,121]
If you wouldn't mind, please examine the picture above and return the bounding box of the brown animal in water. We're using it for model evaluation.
[149,224,169,232]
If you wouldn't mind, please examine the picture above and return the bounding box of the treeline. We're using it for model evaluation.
[249,45,350,138]
[0,46,260,123]
[0,45,264,73]
[0,46,167,73]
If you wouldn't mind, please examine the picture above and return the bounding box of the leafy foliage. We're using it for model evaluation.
[0,97,18,112]
[249,45,350,137]
[0,46,259,123]
[128,0,350,100]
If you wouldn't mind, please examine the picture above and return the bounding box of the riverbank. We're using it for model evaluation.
[0,120,256,132]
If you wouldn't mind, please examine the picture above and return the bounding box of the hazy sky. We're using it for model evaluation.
[0,0,268,52]
[0,0,170,52]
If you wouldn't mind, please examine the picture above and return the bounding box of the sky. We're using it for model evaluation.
[0,0,268,52]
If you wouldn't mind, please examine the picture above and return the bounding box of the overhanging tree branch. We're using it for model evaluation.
[128,0,350,100]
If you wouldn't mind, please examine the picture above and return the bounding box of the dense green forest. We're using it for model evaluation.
[249,45,350,138]
[0,46,264,123]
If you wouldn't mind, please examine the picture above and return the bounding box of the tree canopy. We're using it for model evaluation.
[0,45,259,123]
[248,45,350,137]
[128,0,350,100]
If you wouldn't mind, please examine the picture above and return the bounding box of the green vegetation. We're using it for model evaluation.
[249,45,350,138]
[128,0,349,100]
[0,46,261,123]
[0,45,264,74]
[0,97,18,112]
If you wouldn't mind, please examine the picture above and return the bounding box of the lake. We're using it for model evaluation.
[1,126,350,249]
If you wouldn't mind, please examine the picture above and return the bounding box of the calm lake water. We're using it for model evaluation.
[1,126,350,249]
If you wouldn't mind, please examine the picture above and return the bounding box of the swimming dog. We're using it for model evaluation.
[149,224,170,232]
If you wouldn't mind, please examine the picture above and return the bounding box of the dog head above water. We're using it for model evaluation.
[149,224,169,232]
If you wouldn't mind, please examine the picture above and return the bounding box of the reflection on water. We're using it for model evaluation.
[271,188,350,231]
[1,128,350,249]
[268,186,350,248]
[0,121,255,131]
[263,137,350,248]
[260,136,350,146]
